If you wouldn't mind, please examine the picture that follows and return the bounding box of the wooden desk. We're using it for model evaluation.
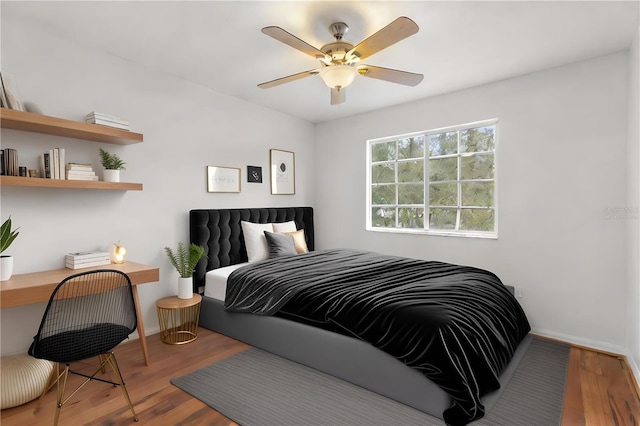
[0,261,159,366]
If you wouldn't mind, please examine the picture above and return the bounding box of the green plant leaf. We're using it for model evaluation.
[164,242,207,278]
[0,216,20,254]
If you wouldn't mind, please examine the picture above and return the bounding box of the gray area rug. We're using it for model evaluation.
[171,337,570,426]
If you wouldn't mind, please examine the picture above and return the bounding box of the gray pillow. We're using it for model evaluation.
[264,231,298,258]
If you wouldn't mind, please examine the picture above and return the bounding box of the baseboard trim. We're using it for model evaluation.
[532,328,640,393]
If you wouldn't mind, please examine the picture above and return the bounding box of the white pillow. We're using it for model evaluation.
[241,221,274,262]
[272,221,297,233]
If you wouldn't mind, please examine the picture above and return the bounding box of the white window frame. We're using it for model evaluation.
[366,119,498,239]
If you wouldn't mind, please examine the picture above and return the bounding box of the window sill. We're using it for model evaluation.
[366,227,498,239]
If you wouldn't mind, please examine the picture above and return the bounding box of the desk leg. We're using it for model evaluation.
[131,286,150,366]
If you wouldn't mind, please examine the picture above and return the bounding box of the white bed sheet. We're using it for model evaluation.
[204,263,248,301]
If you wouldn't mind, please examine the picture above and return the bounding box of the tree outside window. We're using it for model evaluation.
[368,120,497,237]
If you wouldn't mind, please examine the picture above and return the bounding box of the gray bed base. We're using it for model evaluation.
[199,295,533,420]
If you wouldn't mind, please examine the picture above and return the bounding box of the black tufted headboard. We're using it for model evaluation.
[189,207,314,293]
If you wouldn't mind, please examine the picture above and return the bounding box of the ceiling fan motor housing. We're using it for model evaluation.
[321,41,355,63]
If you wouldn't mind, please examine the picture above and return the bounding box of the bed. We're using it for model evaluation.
[190,207,532,426]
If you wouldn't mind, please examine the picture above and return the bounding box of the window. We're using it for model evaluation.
[367,119,497,237]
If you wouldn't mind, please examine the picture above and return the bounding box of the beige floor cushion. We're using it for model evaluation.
[1,355,54,409]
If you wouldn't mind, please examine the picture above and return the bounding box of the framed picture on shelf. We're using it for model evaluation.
[270,149,295,195]
[247,165,262,183]
[206,166,241,193]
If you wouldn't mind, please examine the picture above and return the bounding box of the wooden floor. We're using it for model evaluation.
[2,328,639,425]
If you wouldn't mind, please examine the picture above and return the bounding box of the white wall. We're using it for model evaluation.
[315,53,630,354]
[627,25,640,381]
[0,17,315,355]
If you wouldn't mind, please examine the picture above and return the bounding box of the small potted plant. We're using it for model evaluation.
[99,148,126,182]
[164,242,207,299]
[1,216,20,281]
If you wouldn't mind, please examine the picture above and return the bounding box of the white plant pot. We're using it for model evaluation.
[103,169,120,182]
[1,255,14,281]
[178,277,193,299]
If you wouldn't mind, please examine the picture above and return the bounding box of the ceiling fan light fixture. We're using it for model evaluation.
[319,65,357,89]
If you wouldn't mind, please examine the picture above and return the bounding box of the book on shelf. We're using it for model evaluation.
[41,152,51,179]
[0,74,8,109]
[66,251,110,261]
[66,162,94,172]
[85,111,129,124]
[65,258,111,269]
[65,162,97,180]
[66,173,98,181]
[0,72,24,111]
[57,148,65,181]
[49,149,57,179]
[66,255,110,265]
[3,148,18,176]
[86,119,130,131]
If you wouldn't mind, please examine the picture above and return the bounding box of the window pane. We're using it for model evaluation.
[461,182,494,207]
[461,153,494,179]
[372,163,395,184]
[429,183,458,206]
[371,141,396,162]
[460,126,495,153]
[398,161,424,183]
[398,208,424,228]
[429,157,457,182]
[429,208,457,230]
[429,132,458,156]
[371,207,396,227]
[398,136,425,160]
[460,209,495,231]
[398,183,424,204]
[372,184,396,204]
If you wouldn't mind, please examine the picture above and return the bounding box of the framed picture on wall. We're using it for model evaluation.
[206,166,241,193]
[270,149,295,195]
[247,165,262,183]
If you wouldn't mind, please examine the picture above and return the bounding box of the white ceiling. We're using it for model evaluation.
[3,1,639,124]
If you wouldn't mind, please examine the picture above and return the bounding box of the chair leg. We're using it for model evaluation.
[98,354,107,374]
[104,352,139,422]
[54,364,70,426]
[33,362,58,414]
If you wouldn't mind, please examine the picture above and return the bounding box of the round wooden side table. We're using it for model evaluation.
[156,294,202,345]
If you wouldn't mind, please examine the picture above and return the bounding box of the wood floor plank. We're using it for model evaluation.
[1,329,639,426]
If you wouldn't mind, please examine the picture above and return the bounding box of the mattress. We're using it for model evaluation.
[204,263,247,301]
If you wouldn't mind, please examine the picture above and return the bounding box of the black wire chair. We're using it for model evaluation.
[28,269,139,425]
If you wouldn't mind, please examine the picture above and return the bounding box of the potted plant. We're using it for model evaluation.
[164,242,207,299]
[1,216,20,281]
[99,148,126,182]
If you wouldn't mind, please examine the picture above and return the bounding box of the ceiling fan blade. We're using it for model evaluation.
[347,17,419,61]
[358,65,423,86]
[258,69,319,89]
[262,26,327,59]
[330,87,346,105]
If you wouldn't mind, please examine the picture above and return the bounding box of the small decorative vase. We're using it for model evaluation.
[178,277,193,299]
[1,255,14,281]
[103,169,120,182]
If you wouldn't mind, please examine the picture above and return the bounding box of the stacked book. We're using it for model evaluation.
[65,251,111,269]
[1,148,19,176]
[40,148,65,179]
[66,162,98,181]
[85,112,129,131]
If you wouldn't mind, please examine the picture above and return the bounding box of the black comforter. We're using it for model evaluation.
[225,249,530,425]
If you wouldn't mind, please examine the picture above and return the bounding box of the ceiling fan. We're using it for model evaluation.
[258,17,424,105]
